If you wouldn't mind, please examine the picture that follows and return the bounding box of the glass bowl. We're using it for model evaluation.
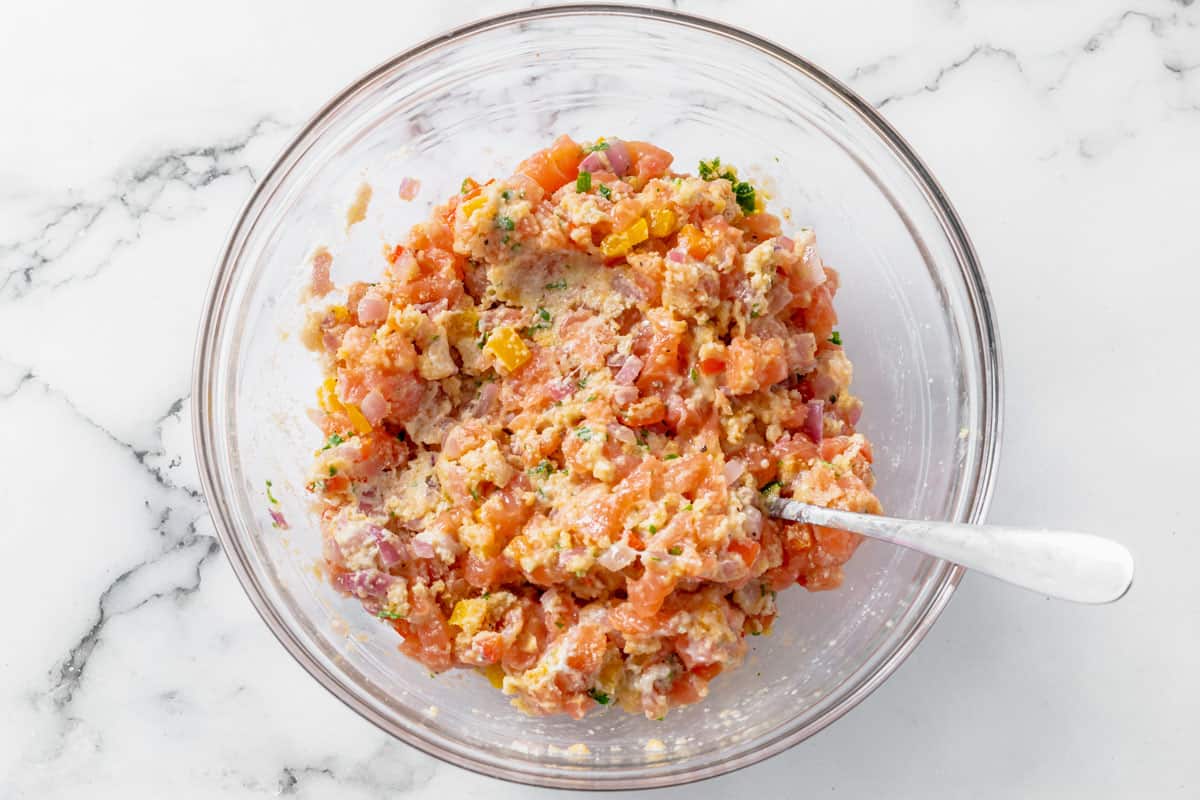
[193,5,1002,790]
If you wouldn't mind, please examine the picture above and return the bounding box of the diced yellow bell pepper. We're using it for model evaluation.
[344,403,372,435]
[625,217,649,246]
[449,597,489,634]
[329,305,350,323]
[460,194,488,219]
[482,663,506,689]
[485,325,531,372]
[648,208,677,238]
[599,217,649,258]
[318,377,343,413]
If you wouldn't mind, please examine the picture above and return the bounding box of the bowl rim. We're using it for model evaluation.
[193,3,1003,790]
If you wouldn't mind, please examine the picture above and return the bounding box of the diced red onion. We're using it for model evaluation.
[269,508,289,529]
[774,235,795,252]
[665,393,687,428]
[809,372,837,401]
[607,351,627,368]
[470,381,499,417]
[409,537,435,560]
[667,249,686,263]
[360,389,388,425]
[608,423,637,445]
[376,536,405,569]
[579,151,605,173]
[598,541,637,572]
[322,331,340,351]
[723,459,746,485]
[398,177,421,201]
[612,385,638,406]
[766,282,794,315]
[606,139,632,176]
[611,272,647,302]
[614,354,643,385]
[786,332,818,373]
[323,536,345,566]
[333,569,394,598]
[547,378,575,401]
[846,401,863,426]
[804,399,825,443]
[743,506,764,539]
[357,294,389,325]
[794,247,827,292]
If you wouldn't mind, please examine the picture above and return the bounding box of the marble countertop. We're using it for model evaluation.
[2,1,1197,797]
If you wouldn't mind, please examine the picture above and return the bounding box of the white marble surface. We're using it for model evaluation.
[2,0,1197,796]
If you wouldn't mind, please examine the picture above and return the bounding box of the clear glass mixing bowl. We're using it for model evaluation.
[193,5,1002,789]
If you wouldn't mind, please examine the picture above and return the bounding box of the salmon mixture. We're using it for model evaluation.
[301,136,881,719]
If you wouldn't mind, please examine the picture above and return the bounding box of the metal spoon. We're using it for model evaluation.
[767,499,1135,604]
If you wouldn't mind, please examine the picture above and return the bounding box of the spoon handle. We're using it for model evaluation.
[767,499,1134,604]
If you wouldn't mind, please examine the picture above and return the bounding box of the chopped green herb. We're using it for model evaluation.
[698,157,757,214]
[668,546,682,556]
[829,394,838,404]
[556,620,566,629]
[698,157,723,181]
[690,366,699,383]
[664,453,681,461]
[328,465,337,477]
[586,394,597,402]
[265,480,279,505]
[733,181,757,215]
[378,610,406,620]
[496,214,515,231]
[524,307,553,335]
[587,688,611,705]
[576,376,588,389]
[576,171,592,193]
[582,141,610,153]
[635,431,648,448]
[597,184,612,200]
[460,178,473,194]
[575,426,593,441]
[647,524,658,534]
[750,304,761,318]
[529,460,555,478]
[750,630,762,636]
[477,330,491,349]
[828,331,842,346]
[500,189,512,201]
[544,280,568,290]
[761,480,782,495]
[683,503,693,511]
[469,486,481,502]
[323,433,345,450]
